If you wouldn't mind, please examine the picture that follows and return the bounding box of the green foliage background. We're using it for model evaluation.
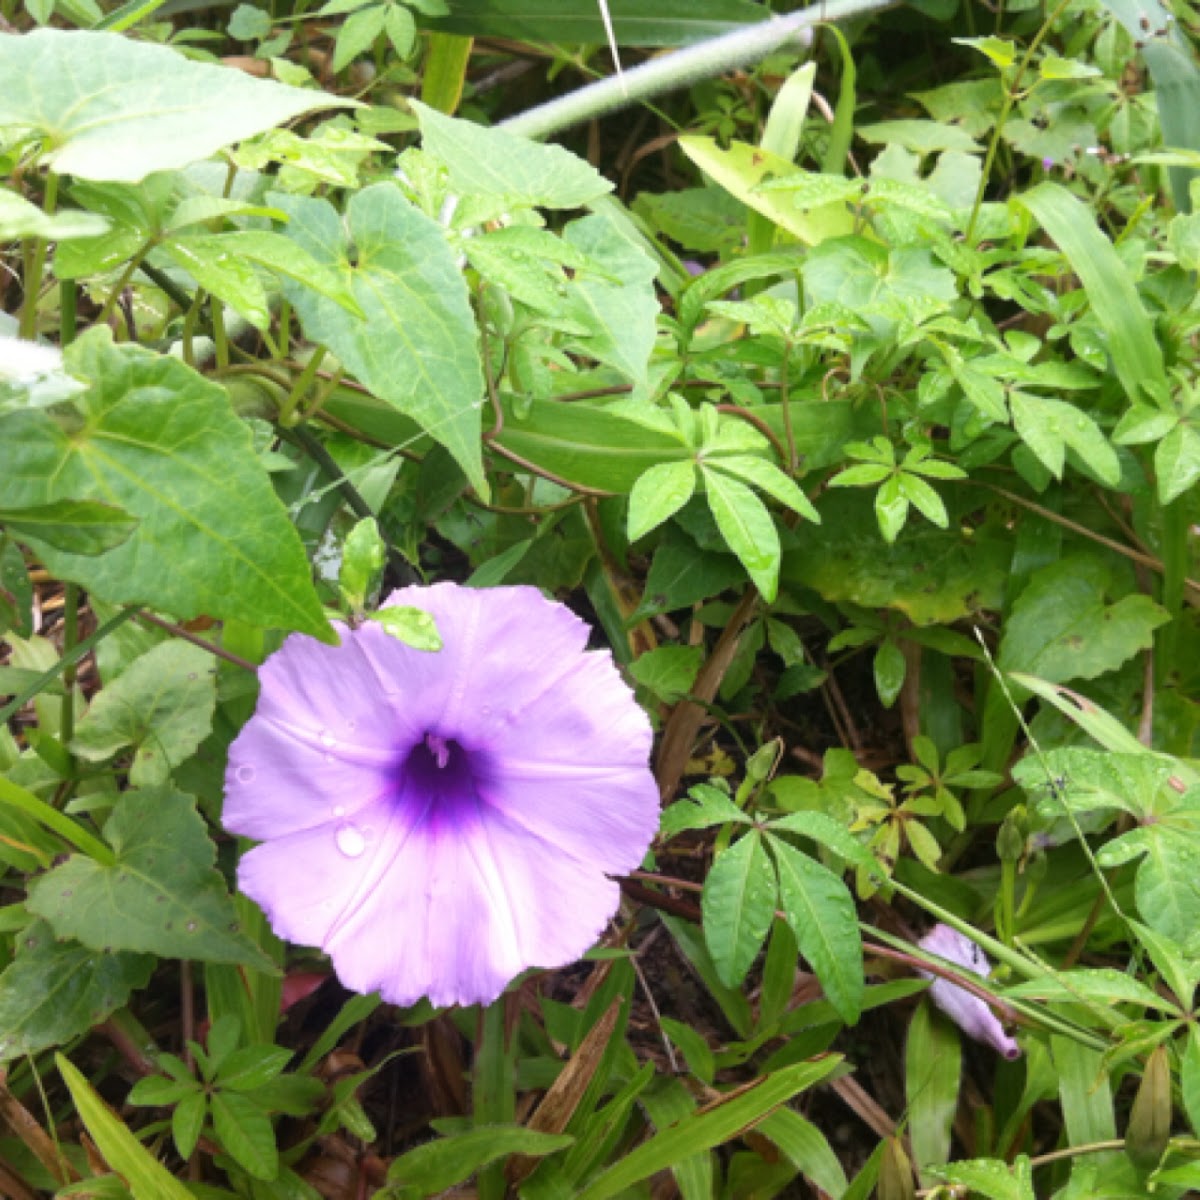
[2,0,1200,1195]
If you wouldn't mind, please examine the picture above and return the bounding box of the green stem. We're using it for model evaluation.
[779,338,797,474]
[0,607,139,727]
[60,280,78,347]
[997,857,1016,946]
[976,630,1134,939]
[59,584,80,757]
[283,425,418,584]
[498,0,898,141]
[1155,497,1187,680]
[278,299,292,359]
[300,364,345,425]
[95,240,155,331]
[181,289,205,368]
[277,346,328,427]
[474,998,515,1200]
[864,919,1111,1049]
[139,260,199,315]
[212,300,230,372]
[964,0,1072,245]
[19,172,59,341]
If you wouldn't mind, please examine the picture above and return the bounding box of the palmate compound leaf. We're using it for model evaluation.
[0,30,354,183]
[767,834,864,1023]
[701,829,778,988]
[211,1090,279,1181]
[1009,391,1120,485]
[27,787,276,970]
[271,185,487,496]
[627,460,697,543]
[662,783,753,838]
[0,328,331,641]
[0,921,153,1062]
[702,466,782,602]
[70,640,217,788]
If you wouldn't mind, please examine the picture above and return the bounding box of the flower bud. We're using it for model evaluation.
[1125,1044,1171,1170]
[997,805,1027,863]
[877,1136,916,1200]
[917,925,1021,1060]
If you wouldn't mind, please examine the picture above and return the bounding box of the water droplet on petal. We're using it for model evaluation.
[320,730,337,748]
[335,823,366,858]
[235,764,256,784]
[332,805,346,818]
[346,719,357,731]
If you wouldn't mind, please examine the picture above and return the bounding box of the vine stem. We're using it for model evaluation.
[970,479,1200,597]
[277,345,328,427]
[18,172,58,341]
[964,0,1074,244]
[59,584,79,767]
[135,612,258,673]
[498,0,898,141]
[0,607,139,728]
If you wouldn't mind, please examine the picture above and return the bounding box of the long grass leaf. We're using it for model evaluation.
[1017,182,1167,406]
[56,1055,195,1200]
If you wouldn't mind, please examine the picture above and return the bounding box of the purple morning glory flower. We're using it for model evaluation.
[917,925,1021,1060]
[223,582,660,1009]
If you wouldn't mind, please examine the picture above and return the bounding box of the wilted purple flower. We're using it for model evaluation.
[223,583,659,1009]
[917,925,1021,1060]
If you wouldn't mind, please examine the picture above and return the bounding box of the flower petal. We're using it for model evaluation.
[479,759,658,876]
[326,797,624,1008]
[223,624,420,840]
[485,651,653,769]
[379,583,593,745]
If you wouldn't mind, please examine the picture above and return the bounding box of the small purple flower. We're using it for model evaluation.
[917,925,1021,1060]
[223,583,660,1009]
